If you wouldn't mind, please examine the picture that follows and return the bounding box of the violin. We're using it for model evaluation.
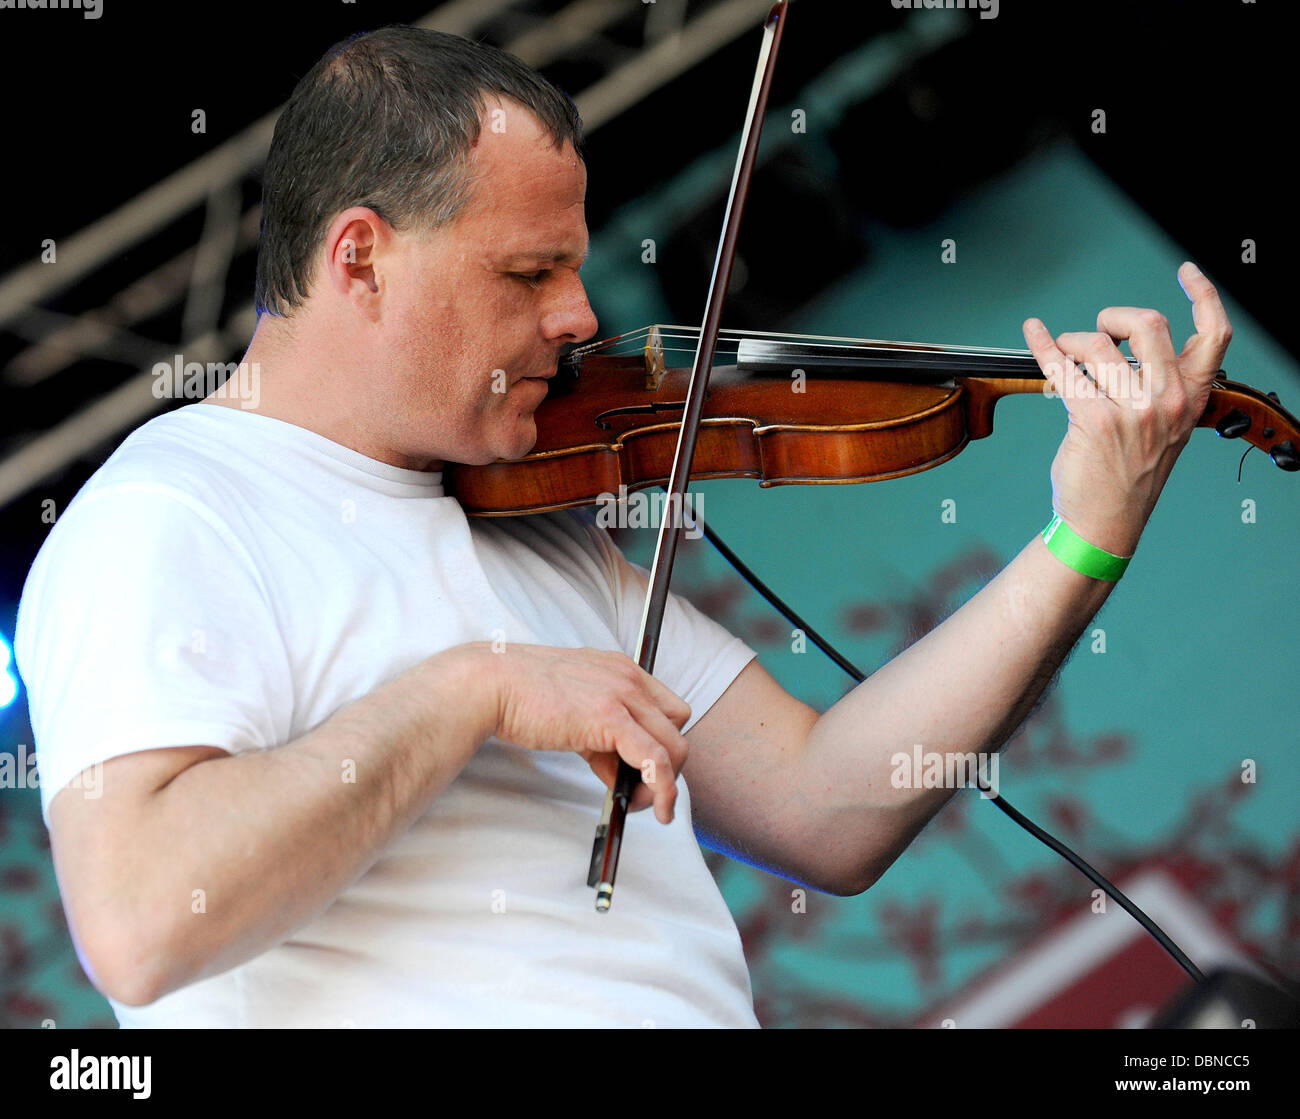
[444,324,1300,516]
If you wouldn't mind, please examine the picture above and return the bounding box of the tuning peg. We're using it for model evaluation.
[1269,441,1300,471]
[1215,409,1251,439]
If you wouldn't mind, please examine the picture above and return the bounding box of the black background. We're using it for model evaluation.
[0,0,1292,340]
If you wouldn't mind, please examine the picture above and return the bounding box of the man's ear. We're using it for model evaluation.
[321,206,391,318]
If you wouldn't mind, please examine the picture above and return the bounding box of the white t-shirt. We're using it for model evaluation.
[15,402,759,1028]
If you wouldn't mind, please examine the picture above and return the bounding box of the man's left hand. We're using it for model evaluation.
[1024,260,1233,556]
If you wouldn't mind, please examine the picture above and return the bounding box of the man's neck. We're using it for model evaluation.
[201,316,443,472]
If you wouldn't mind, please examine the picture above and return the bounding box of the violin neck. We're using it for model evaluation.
[571,325,1143,400]
[735,336,1054,385]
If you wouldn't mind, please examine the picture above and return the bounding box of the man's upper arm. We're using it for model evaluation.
[47,745,229,1001]
[681,657,826,885]
[16,482,292,826]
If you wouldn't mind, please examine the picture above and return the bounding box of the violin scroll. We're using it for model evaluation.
[1200,375,1300,471]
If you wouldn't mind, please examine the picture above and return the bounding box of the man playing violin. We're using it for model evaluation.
[16,26,1233,1027]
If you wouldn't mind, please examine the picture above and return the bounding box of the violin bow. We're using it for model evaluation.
[588,0,791,910]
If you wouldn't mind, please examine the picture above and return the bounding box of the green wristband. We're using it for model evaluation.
[1041,514,1131,581]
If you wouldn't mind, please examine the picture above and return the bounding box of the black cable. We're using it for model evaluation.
[980,787,1204,982]
[697,519,867,684]
[693,512,1206,985]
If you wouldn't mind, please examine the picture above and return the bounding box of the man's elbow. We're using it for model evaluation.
[811,846,899,898]
[75,915,180,1008]
[96,970,162,1009]
[819,864,885,898]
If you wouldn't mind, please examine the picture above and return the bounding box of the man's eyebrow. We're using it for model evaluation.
[500,244,590,267]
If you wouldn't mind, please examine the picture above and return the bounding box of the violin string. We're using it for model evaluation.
[648,324,1035,353]
[578,338,1036,362]
[578,339,1058,375]
[577,324,1044,358]
[570,325,1031,358]
[568,325,1140,367]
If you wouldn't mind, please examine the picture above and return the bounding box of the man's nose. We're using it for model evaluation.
[544,273,599,344]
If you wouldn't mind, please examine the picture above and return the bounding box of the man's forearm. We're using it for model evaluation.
[798,533,1115,892]
[80,643,497,1004]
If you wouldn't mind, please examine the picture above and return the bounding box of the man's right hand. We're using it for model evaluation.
[475,642,691,824]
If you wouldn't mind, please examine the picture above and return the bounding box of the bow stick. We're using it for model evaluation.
[588,0,791,910]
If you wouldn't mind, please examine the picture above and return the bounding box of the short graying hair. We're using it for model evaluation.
[254,25,585,317]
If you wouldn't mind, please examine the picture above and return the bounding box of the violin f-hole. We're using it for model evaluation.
[594,400,688,430]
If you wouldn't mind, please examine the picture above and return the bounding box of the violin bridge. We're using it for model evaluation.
[644,325,666,391]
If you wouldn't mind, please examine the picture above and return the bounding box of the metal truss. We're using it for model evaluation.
[0,0,772,510]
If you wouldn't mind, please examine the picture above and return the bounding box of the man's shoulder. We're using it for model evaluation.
[30,406,260,588]
[71,404,239,510]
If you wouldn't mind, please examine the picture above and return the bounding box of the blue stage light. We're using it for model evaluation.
[0,635,18,707]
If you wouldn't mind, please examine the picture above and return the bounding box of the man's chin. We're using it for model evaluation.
[493,419,540,463]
